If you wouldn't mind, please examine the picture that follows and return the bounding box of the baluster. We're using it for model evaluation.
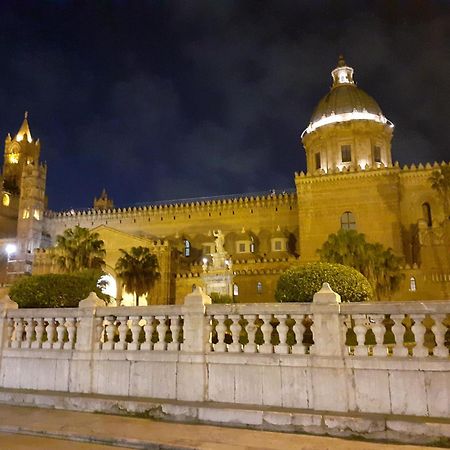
[115,316,129,350]
[12,318,24,349]
[5,318,14,348]
[227,314,242,353]
[411,314,428,357]
[432,314,448,358]
[391,314,408,357]
[167,315,180,351]
[204,316,212,352]
[102,316,117,350]
[24,318,35,349]
[371,315,387,357]
[43,318,56,349]
[141,316,154,350]
[353,315,369,357]
[275,314,289,354]
[154,315,168,351]
[243,314,257,353]
[54,317,66,349]
[213,315,227,352]
[291,314,306,354]
[128,316,142,350]
[94,317,104,350]
[64,318,76,349]
[259,314,273,354]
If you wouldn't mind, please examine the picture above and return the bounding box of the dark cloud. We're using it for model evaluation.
[0,1,448,210]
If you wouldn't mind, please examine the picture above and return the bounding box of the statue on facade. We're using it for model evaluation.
[213,229,225,254]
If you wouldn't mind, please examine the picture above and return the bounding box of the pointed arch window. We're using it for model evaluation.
[340,211,356,230]
[422,202,432,227]
[409,276,417,292]
[257,281,263,294]
[233,284,239,297]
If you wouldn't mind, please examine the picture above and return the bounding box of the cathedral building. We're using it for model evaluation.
[0,58,448,304]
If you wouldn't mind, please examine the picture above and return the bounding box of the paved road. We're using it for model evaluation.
[0,404,447,450]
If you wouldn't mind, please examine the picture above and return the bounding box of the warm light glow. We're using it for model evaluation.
[2,194,10,206]
[302,111,394,136]
[98,274,117,298]
[15,134,32,143]
[8,153,19,164]
[5,243,17,255]
[202,257,208,265]
[22,209,30,219]
[33,209,41,220]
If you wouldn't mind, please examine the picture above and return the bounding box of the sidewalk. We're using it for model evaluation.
[0,404,447,450]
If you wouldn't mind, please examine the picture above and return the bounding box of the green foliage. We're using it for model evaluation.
[318,229,403,300]
[209,292,232,304]
[53,226,106,273]
[429,165,450,217]
[115,246,159,305]
[9,270,108,308]
[275,262,372,303]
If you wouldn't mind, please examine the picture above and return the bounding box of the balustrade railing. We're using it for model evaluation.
[95,306,184,351]
[206,304,313,354]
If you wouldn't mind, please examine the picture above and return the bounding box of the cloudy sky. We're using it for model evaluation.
[0,1,448,210]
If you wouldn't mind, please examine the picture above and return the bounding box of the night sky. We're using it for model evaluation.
[0,1,448,211]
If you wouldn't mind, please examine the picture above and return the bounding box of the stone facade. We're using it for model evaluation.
[0,59,448,303]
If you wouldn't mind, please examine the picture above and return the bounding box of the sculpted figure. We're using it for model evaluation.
[213,229,225,254]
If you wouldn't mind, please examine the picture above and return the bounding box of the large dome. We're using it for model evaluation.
[303,57,392,136]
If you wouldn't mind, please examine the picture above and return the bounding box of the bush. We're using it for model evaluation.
[209,292,233,304]
[9,270,109,308]
[275,262,372,303]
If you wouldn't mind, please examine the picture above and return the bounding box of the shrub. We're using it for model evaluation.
[275,262,372,303]
[9,270,109,308]
[209,292,232,304]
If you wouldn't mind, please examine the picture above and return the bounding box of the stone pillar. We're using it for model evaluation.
[75,292,106,352]
[182,287,211,353]
[310,282,344,357]
[0,295,18,349]
[177,287,211,402]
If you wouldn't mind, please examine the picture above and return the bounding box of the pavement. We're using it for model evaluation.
[0,404,447,450]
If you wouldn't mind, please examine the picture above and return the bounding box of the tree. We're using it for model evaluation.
[275,262,372,303]
[318,230,403,300]
[9,271,109,308]
[429,165,450,218]
[115,246,159,306]
[53,226,106,273]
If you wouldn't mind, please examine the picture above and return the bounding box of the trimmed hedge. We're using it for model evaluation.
[9,271,108,308]
[275,262,372,303]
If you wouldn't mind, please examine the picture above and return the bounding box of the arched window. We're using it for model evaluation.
[192,283,196,292]
[422,202,432,227]
[340,211,356,230]
[256,281,263,294]
[184,239,191,257]
[409,276,417,292]
[2,193,10,206]
[233,284,239,296]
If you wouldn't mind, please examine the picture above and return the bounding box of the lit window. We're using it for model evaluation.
[22,209,30,219]
[257,281,263,294]
[33,209,41,220]
[184,239,191,257]
[409,276,416,292]
[341,145,352,163]
[8,153,19,164]
[315,152,321,170]
[2,193,10,206]
[233,284,239,296]
[341,211,356,230]
[373,146,381,163]
[250,242,255,253]
[422,203,432,227]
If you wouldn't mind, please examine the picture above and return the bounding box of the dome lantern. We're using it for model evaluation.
[331,55,355,87]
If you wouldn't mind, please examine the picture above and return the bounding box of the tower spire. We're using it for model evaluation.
[16,111,32,143]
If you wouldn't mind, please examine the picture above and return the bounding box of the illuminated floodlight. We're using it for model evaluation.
[5,244,17,255]
[202,257,208,265]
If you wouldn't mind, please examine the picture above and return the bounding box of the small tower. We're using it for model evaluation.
[93,188,114,210]
[301,56,394,174]
[3,112,41,194]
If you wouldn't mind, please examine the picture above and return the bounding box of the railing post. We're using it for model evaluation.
[76,292,106,351]
[310,282,345,357]
[0,295,18,349]
[182,287,211,353]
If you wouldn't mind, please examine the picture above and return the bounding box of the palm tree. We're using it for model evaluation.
[53,226,106,273]
[429,166,450,219]
[318,230,403,300]
[115,246,159,306]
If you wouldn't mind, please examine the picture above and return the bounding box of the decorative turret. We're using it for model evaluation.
[94,188,114,210]
[3,112,41,193]
[301,57,394,174]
